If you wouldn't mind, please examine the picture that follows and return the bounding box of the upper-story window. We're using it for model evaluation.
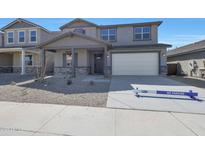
[7,31,14,44]
[73,28,86,34]
[29,30,37,43]
[18,31,25,43]
[134,26,151,41]
[100,28,117,42]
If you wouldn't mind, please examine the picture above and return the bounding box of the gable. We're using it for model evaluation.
[44,35,104,49]
[6,21,35,29]
[44,35,105,49]
[1,18,49,32]
[60,19,98,30]
[64,21,95,28]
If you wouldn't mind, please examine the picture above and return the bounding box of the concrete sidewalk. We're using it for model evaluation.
[0,101,205,136]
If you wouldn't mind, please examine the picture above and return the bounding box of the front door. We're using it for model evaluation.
[94,53,104,74]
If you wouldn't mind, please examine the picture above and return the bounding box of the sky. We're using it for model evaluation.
[1,18,205,49]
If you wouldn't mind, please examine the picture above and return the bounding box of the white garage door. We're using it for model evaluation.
[112,52,159,75]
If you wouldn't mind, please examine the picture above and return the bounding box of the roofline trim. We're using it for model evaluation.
[37,31,111,48]
[0,18,49,33]
[99,21,163,28]
[167,47,205,57]
[59,18,163,30]
[59,18,98,30]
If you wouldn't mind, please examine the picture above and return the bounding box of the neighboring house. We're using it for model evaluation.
[167,40,205,78]
[0,18,171,76]
[0,18,54,74]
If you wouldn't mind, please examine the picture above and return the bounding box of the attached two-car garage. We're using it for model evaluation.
[112,52,159,75]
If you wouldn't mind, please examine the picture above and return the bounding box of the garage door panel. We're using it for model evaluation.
[112,53,159,75]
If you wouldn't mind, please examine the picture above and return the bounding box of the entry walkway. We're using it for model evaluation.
[0,101,205,135]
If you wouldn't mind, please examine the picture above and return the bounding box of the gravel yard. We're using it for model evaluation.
[0,74,110,107]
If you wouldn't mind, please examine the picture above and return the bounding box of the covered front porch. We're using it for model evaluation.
[38,31,112,77]
[0,47,42,75]
[52,47,110,77]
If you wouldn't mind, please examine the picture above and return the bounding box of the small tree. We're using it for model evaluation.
[35,60,48,82]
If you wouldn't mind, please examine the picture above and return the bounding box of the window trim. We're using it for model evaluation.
[7,31,14,44]
[133,26,151,41]
[29,29,37,43]
[100,28,117,42]
[18,30,25,43]
[25,54,33,66]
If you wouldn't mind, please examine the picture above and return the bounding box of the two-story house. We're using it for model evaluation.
[0,18,171,76]
[0,18,54,74]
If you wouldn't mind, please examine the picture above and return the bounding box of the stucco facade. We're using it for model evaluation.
[167,50,205,77]
[0,19,54,75]
[0,18,170,76]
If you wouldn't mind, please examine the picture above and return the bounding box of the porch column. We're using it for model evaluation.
[71,48,76,77]
[40,49,45,68]
[104,46,108,77]
[21,48,26,75]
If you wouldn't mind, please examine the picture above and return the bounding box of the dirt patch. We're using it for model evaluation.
[0,76,110,107]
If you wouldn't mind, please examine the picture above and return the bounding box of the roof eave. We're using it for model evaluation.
[167,47,205,57]
[99,21,163,28]
[37,31,111,48]
[0,18,50,33]
[59,18,99,30]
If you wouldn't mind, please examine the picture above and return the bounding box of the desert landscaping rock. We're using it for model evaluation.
[0,75,110,107]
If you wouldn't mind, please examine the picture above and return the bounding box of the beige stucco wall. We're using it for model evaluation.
[97,25,158,46]
[167,51,205,76]
[54,51,64,67]
[0,53,13,66]
[62,20,98,38]
[3,28,42,47]
[63,27,97,38]
[62,25,158,46]
[77,49,88,66]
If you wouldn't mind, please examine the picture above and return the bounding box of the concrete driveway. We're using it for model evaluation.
[0,101,205,136]
[107,76,205,114]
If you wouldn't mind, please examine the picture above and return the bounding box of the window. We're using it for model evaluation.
[29,30,37,42]
[25,55,32,66]
[134,26,151,40]
[18,31,25,43]
[7,32,14,44]
[73,28,86,34]
[100,28,117,41]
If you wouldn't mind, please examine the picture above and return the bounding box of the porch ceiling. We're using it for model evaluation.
[0,48,39,54]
